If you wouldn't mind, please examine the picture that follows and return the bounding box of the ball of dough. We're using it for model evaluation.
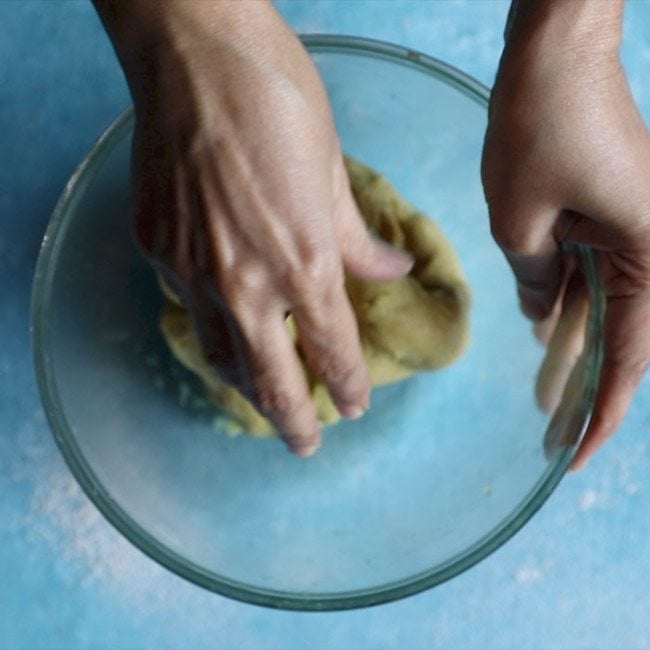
[159,157,470,436]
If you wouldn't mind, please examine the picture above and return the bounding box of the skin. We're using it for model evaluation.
[94,0,413,457]
[483,0,650,469]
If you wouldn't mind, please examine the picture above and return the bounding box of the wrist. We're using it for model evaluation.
[93,0,275,45]
[93,0,276,73]
[505,0,623,66]
[93,0,287,111]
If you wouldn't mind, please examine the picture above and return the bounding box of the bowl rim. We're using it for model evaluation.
[31,33,602,611]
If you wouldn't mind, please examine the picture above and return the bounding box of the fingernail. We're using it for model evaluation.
[293,443,320,458]
[386,245,414,273]
[569,456,587,473]
[341,404,366,420]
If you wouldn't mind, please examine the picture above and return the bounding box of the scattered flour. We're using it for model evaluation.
[514,557,555,584]
[515,566,542,584]
[578,489,602,512]
[576,443,646,511]
[15,412,177,614]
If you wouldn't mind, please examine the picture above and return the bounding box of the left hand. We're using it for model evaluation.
[482,0,650,470]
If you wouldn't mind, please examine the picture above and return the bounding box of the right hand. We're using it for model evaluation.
[102,0,412,456]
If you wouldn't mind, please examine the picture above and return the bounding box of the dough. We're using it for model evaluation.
[159,157,470,436]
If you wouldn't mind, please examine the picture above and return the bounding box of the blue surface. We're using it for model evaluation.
[2,1,650,648]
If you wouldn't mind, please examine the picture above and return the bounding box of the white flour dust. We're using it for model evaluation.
[515,566,543,584]
[15,411,176,613]
[514,557,555,585]
[576,442,646,512]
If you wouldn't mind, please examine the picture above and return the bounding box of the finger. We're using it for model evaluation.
[543,349,589,459]
[192,284,322,457]
[533,309,560,346]
[571,290,650,471]
[337,189,414,281]
[237,309,322,457]
[536,269,589,413]
[131,130,181,263]
[132,154,202,297]
[187,290,245,388]
[533,254,578,345]
[293,277,370,420]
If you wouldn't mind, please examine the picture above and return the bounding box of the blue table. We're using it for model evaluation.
[2,2,650,648]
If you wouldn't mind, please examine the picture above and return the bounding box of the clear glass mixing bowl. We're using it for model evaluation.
[32,36,603,610]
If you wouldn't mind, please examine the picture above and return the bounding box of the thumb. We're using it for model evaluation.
[337,188,414,281]
[488,203,564,321]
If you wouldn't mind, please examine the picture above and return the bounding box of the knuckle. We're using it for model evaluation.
[253,384,302,419]
[490,218,533,254]
[286,251,342,296]
[221,261,267,299]
[312,354,362,387]
[217,272,267,319]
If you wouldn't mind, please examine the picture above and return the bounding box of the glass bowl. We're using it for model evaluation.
[32,35,603,610]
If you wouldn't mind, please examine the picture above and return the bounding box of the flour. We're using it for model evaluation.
[514,557,555,585]
[15,411,176,614]
[576,442,646,511]
[515,566,542,584]
[578,489,602,512]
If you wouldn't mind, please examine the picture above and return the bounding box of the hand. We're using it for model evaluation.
[482,0,650,470]
[95,0,412,456]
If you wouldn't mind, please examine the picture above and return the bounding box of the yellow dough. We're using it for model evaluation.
[159,157,471,436]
